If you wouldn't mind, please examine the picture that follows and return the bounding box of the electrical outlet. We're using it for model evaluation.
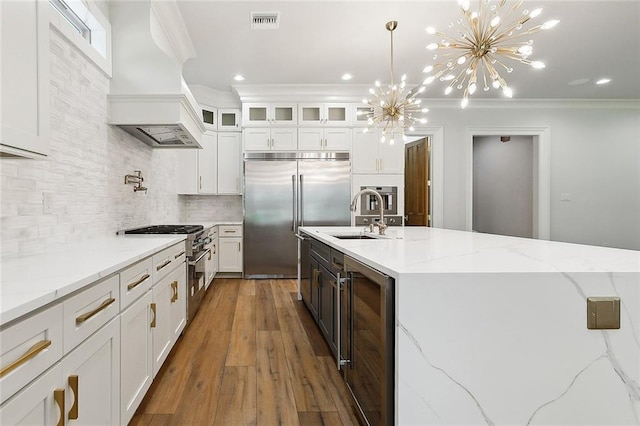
[560,192,572,201]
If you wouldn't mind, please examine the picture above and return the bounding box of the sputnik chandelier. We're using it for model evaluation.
[361,21,428,144]
[423,0,559,108]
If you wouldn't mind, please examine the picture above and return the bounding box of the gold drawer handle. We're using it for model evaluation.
[0,339,52,378]
[156,259,171,271]
[174,251,186,259]
[150,303,157,328]
[171,281,178,303]
[331,261,344,271]
[127,274,150,291]
[76,298,116,324]
[224,230,236,233]
[313,269,320,285]
[68,375,78,420]
[54,388,65,426]
[329,279,338,289]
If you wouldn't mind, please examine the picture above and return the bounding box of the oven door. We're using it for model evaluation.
[187,248,210,323]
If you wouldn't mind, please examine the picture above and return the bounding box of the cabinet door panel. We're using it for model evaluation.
[271,128,297,150]
[62,318,120,425]
[379,139,404,174]
[168,264,187,342]
[0,365,61,426]
[218,133,242,194]
[318,265,335,346]
[198,132,218,193]
[244,128,270,151]
[352,129,379,173]
[174,149,199,194]
[324,128,351,151]
[219,237,243,272]
[120,292,152,425]
[298,128,323,151]
[151,278,173,377]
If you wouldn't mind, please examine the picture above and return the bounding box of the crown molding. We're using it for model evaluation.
[150,0,196,66]
[422,98,640,109]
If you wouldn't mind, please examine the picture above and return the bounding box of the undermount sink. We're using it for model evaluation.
[332,234,379,240]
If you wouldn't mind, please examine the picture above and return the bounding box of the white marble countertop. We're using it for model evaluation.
[299,226,640,277]
[0,235,186,325]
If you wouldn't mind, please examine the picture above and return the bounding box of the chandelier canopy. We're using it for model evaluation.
[362,21,428,144]
[423,0,559,108]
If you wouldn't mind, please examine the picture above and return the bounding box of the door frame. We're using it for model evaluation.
[465,127,550,240]
[406,126,444,228]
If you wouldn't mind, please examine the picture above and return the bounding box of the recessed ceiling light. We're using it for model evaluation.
[341,73,353,81]
[233,74,245,81]
[568,78,589,86]
[596,78,611,85]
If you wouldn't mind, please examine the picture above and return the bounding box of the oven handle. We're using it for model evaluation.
[188,248,211,266]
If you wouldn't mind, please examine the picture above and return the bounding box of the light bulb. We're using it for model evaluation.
[389,138,395,145]
[423,76,436,84]
[381,135,386,143]
[401,74,407,81]
[503,86,513,98]
[461,97,469,109]
[443,74,455,81]
[369,88,375,94]
[468,83,477,94]
[375,80,381,87]
[518,45,533,56]
[541,20,559,30]
[457,56,467,65]
[459,0,470,12]
[418,86,426,93]
[426,43,439,50]
[419,118,427,124]
[426,27,436,34]
[492,80,501,89]
[363,128,369,133]
[422,108,429,113]
[529,8,542,18]
[490,16,501,27]
[530,61,545,69]
[444,86,453,95]
[423,65,434,73]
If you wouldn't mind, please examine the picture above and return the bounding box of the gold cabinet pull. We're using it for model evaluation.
[127,274,150,291]
[208,250,212,260]
[331,261,344,271]
[54,388,65,426]
[156,260,171,271]
[174,251,185,259]
[213,244,216,255]
[75,298,116,324]
[312,269,320,285]
[150,303,156,328]
[68,375,78,420]
[329,279,338,289]
[0,339,52,378]
[171,281,178,303]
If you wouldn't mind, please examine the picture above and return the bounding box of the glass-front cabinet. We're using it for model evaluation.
[298,103,350,126]
[242,103,297,126]
[217,109,241,131]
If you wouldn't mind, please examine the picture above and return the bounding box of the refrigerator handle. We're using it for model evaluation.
[292,174,297,232]
[299,174,304,226]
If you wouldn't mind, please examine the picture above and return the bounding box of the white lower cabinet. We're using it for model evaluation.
[0,318,120,425]
[218,225,243,273]
[120,291,153,425]
[152,264,186,376]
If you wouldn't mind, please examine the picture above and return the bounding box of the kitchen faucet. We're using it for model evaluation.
[350,189,387,235]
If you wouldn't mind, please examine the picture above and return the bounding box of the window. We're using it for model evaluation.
[50,0,91,41]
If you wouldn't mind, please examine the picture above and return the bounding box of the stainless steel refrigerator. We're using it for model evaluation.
[243,152,351,278]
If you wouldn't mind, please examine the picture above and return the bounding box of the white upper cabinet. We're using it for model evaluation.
[175,131,218,194]
[351,104,375,127]
[298,103,350,126]
[352,128,404,174]
[298,128,351,151]
[217,109,241,131]
[217,132,242,194]
[243,128,297,151]
[242,103,297,127]
[0,0,49,159]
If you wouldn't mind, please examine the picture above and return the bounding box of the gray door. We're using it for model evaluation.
[244,160,298,278]
[298,159,351,227]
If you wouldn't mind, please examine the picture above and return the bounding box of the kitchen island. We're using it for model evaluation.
[299,226,640,425]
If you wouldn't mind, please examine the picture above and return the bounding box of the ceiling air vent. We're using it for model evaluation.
[251,12,280,30]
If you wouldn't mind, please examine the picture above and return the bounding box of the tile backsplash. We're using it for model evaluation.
[181,195,243,223]
[1,28,185,257]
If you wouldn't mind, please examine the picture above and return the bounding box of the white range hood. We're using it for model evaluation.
[108,0,204,148]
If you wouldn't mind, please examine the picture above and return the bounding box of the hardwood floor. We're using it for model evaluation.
[130,278,361,426]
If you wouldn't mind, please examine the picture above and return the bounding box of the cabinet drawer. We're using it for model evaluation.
[330,249,345,276]
[219,225,242,237]
[153,242,186,282]
[120,257,153,310]
[208,226,218,238]
[310,239,331,269]
[0,304,63,404]
[63,275,119,353]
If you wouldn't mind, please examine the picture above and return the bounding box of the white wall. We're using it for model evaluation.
[0,28,183,257]
[428,101,640,250]
[181,195,243,223]
[473,135,534,238]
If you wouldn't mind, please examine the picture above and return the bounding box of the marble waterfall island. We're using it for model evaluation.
[299,226,640,425]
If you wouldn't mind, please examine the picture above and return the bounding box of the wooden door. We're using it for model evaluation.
[404,138,430,226]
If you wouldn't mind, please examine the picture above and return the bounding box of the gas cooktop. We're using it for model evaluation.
[123,225,204,235]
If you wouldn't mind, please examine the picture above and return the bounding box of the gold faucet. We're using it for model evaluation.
[350,189,387,235]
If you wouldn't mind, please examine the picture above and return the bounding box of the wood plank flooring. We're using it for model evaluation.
[130,278,361,426]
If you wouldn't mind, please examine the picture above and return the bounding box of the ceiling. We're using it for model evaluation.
[177,1,640,101]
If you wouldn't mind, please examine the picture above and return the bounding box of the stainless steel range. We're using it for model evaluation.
[119,224,211,324]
